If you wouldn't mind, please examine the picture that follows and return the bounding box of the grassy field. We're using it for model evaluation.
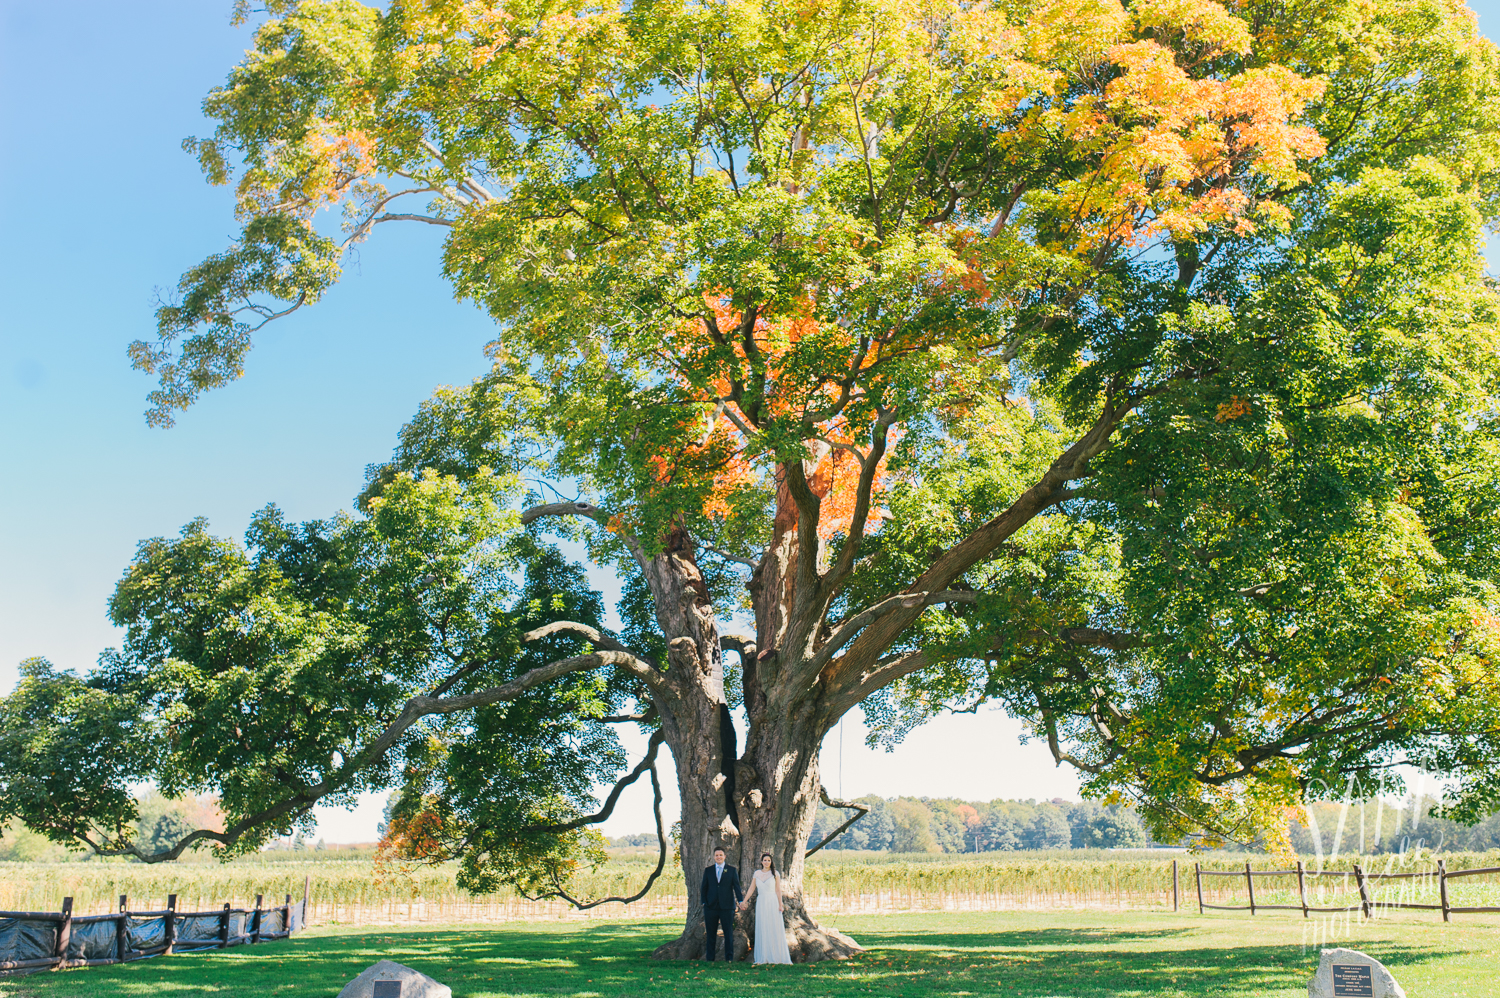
[1,910,1496,998]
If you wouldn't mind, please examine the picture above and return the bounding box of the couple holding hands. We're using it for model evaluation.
[700,846,792,964]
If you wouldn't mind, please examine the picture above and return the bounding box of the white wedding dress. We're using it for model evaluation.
[752,870,792,964]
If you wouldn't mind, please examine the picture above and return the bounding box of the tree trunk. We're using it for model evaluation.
[646,491,862,963]
[649,700,861,963]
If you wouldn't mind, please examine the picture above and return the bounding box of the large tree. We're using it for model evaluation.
[6,0,1500,962]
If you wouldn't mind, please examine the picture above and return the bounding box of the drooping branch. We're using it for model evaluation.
[521,751,671,909]
[804,787,870,857]
[522,729,666,833]
[85,649,656,863]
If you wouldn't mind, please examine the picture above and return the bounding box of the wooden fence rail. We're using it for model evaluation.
[0,878,308,976]
[1193,862,1500,921]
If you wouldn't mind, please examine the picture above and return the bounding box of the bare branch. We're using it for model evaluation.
[521,753,670,909]
[522,729,665,833]
[804,787,870,857]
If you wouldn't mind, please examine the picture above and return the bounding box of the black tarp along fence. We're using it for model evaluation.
[0,883,307,975]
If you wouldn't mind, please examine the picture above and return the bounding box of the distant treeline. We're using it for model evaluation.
[807,796,1151,852]
[606,795,1500,856]
[1291,798,1500,855]
[610,797,1151,853]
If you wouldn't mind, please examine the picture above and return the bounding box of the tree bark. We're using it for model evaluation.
[647,484,861,963]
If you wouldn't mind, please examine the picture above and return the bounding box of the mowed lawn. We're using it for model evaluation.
[2,911,1496,998]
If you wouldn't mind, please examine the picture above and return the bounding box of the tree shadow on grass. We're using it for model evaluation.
[1,921,1472,998]
[849,925,1200,949]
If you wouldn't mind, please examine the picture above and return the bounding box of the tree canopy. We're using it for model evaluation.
[5,0,1500,960]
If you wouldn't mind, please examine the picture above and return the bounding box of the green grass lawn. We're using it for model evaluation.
[2,911,1496,998]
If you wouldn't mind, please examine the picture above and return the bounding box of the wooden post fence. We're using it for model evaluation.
[1353,865,1372,919]
[115,895,128,964]
[164,894,177,956]
[55,898,72,964]
[1172,860,1179,912]
[1189,860,1500,922]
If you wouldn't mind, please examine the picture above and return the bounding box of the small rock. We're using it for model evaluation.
[337,960,452,998]
[1308,947,1406,998]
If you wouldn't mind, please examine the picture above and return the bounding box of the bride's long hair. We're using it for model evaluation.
[759,852,777,876]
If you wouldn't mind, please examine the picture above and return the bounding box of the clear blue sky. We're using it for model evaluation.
[1,0,1494,839]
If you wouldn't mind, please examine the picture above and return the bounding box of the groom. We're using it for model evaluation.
[700,846,743,961]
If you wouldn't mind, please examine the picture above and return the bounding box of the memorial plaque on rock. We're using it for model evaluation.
[337,959,452,998]
[1332,964,1373,997]
[1308,948,1405,998]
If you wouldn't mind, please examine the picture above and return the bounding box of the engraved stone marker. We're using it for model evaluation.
[337,960,451,998]
[1308,948,1405,998]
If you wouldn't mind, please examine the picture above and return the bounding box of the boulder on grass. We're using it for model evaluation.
[336,959,452,998]
[1308,947,1405,998]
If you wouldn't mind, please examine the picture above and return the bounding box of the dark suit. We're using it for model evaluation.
[700,863,743,961]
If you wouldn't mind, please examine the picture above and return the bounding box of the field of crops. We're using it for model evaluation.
[4,849,1497,924]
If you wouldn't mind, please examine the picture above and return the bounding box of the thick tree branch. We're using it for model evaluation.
[829,396,1133,687]
[372,212,454,227]
[521,501,648,571]
[825,649,930,717]
[802,591,977,686]
[523,620,657,666]
[90,650,651,863]
[719,634,757,662]
[1056,627,1143,650]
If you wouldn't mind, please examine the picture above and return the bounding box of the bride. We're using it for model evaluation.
[738,852,792,964]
